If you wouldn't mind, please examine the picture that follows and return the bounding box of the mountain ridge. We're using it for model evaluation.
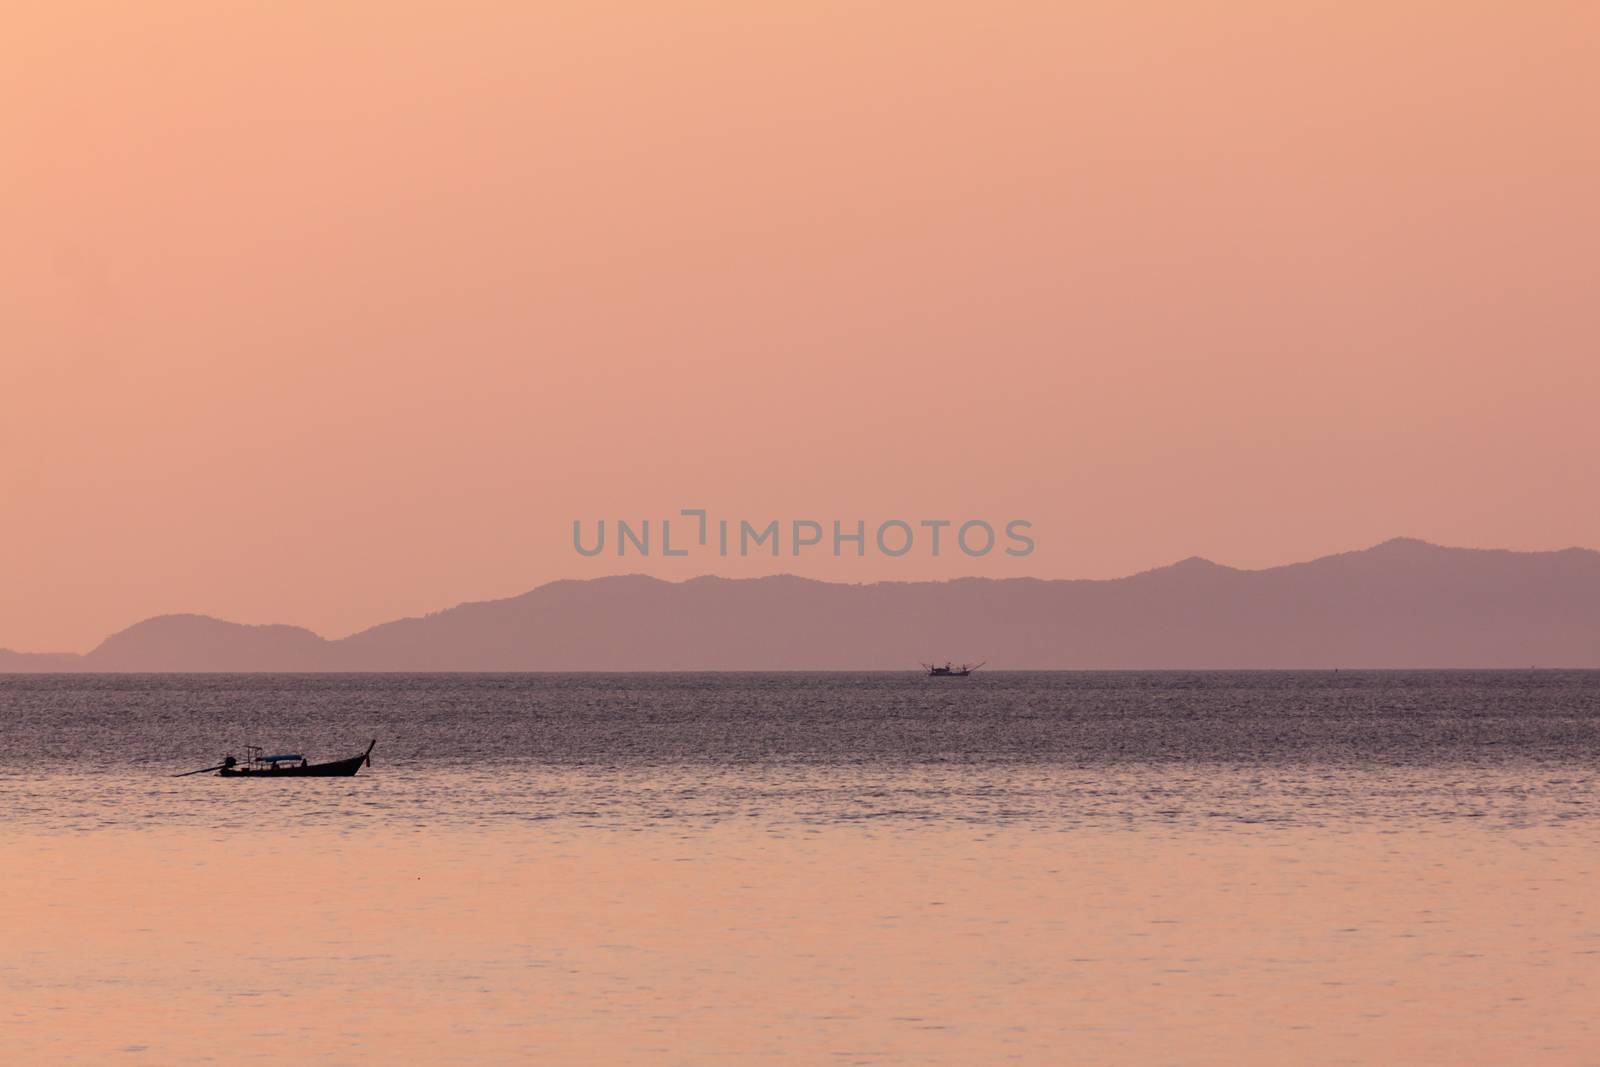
[4,539,1598,671]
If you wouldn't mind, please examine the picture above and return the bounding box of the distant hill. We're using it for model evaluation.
[85,614,332,672]
[0,649,87,672]
[4,539,1598,671]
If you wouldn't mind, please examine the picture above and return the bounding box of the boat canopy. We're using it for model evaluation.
[259,753,305,763]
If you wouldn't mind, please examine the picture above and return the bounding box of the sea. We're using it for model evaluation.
[2,671,1597,1064]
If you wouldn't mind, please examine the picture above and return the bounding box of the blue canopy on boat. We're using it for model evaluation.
[259,753,305,763]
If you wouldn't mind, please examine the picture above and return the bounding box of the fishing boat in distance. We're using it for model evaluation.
[922,661,984,677]
[173,739,376,778]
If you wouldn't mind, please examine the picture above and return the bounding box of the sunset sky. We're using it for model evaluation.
[4,1,1597,652]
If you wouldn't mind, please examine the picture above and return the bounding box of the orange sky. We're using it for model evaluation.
[4,1,1597,652]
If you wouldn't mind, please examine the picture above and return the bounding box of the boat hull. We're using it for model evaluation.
[218,747,372,778]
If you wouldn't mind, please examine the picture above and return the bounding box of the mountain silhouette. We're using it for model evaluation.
[3,539,1597,671]
[0,649,85,672]
[84,614,332,672]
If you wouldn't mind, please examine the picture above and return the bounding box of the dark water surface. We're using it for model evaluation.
[4,671,1597,831]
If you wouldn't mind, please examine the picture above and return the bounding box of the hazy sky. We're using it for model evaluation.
[5,1,1597,651]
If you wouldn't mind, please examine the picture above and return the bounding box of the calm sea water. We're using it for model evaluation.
[4,672,1598,1064]
[2,671,1597,831]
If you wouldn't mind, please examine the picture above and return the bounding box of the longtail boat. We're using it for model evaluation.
[173,740,376,778]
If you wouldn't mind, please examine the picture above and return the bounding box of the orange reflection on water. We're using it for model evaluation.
[2,824,1596,1063]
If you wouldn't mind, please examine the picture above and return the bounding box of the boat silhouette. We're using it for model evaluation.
[921,661,984,677]
[173,740,376,778]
